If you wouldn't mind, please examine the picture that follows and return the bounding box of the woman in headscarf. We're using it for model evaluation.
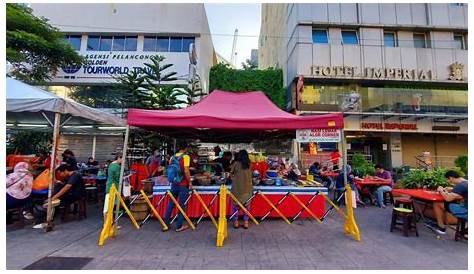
[6,162,34,210]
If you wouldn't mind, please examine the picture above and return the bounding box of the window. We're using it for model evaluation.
[65,35,82,51]
[383,32,397,47]
[111,36,137,51]
[125,36,137,51]
[450,3,465,6]
[87,35,100,50]
[157,37,169,52]
[170,37,183,52]
[312,29,328,44]
[99,36,112,51]
[341,30,358,45]
[453,33,465,50]
[143,36,156,51]
[182,37,195,52]
[413,33,428,48]
[143,36,193,52]
[112,36,125,51]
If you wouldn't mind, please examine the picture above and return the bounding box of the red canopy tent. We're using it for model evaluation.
[128,90,343,130]
[115,90,348,225]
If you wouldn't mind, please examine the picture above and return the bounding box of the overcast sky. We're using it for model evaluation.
[204,3,261,68]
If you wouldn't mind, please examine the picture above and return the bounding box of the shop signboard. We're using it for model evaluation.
[296,129,341,143]
[53,51,189,84]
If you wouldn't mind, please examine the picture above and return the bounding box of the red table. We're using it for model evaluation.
[355,177,392,188]
[392,188,445,226]
[392,189,444,202]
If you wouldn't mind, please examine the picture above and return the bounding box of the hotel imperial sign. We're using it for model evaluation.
[311,65,435,81]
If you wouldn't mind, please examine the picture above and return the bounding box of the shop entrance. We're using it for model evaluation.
[346,133,391,168]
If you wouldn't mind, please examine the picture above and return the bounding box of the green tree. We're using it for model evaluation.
[6,3,83,83]
[117,55,187,110]
[68,85,127,108]
[241,59,257,70]
[209,63,286,109]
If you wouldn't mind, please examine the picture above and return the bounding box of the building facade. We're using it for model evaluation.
[260,3,468,168]
[29,3,216,162]
[31,3,216,95]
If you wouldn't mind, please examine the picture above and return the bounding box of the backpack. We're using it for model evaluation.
[167,154,184,185]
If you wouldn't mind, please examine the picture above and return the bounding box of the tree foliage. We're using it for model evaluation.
[6,3,83,83]
[7,130,51,155]
[209,63,286,108]
[69,85,127,108]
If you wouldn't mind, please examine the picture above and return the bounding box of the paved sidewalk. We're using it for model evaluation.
[6,205,468,270]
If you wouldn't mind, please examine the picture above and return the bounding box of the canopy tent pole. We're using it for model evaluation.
[340,130,348,186]
[114,125,130,225]
[45,112,61,232]
[92,135,97,159]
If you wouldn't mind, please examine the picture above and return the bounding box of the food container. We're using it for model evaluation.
[266,170,278,178]
[263,179,275,186]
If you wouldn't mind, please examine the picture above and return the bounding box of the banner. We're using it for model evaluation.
[296,129,341,143]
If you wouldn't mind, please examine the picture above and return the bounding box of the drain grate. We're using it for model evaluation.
[23,256,93,270]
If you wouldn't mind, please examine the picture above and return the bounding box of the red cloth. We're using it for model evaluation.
[152,193,326,219]
[130,163,148,190]
[127,91,344,130]
[392,189,444,202]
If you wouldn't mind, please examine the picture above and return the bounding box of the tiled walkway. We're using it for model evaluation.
[6,204,468,269]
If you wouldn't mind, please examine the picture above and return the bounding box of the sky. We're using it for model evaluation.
[204,4,261,68]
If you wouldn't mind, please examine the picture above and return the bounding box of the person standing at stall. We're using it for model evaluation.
[330,149,341,171]
[230,150,253,229]
[103,154,122,223]
[62,149,78,170]
[163,141,192,232]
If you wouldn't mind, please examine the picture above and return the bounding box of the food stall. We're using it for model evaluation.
[123,90,344,221]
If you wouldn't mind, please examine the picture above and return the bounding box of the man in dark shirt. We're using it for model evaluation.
[426,170,468,234]
[53,164,86,205]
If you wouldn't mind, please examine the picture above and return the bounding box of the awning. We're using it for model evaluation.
[128,90,343,130]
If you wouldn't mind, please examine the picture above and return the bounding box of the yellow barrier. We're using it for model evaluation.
[289,193,322,224]
[140,190,168,230]
[216,185,227,247]
[193,190,218,229]
[166,191,196,230]
[99,184,139,246]
[227,192,259,225]
[258,192,292,225]
[343,184,361,241]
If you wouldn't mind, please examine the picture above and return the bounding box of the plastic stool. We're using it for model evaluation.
[455,217,468,241]
[390,207,418,237]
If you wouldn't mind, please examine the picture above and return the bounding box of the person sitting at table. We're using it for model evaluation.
[6,162,35,220]
[424,170,468,235]
[33,164,86,228]
[87,157,99,167]
[230,150,253,229]
[372,164,394,208]
[309,162,333,188]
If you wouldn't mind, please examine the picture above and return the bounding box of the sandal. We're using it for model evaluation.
[243,221,249,229]
[233,221,240,229]
[175,225,189,232]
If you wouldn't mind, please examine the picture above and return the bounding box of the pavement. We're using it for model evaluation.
[6,202,468,270]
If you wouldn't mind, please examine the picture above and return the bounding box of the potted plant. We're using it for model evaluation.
[350,153,375,178]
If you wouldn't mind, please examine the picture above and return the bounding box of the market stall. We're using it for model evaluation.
[123,90,344,221]
[6,77,126,231]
